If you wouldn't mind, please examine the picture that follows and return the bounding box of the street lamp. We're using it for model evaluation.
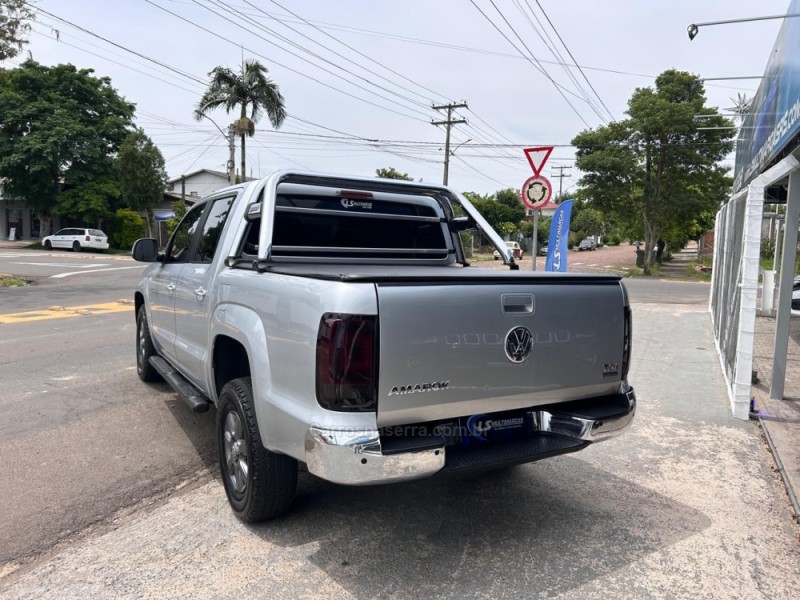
[193,111,235,183]
[450,138,472,156]
[688,13,800,40]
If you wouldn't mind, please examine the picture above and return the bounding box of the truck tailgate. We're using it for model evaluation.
[376,281,625,427]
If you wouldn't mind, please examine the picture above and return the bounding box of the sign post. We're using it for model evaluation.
[520,174,553,270]
[519,147,555,271]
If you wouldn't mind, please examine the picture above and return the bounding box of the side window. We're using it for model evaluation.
[196,197,234,263]
[167,203,205,263]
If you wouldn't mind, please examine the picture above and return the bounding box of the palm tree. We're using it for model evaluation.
[195,59,286,180]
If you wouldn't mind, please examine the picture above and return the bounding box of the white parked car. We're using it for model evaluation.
[493,241,523,260]
[43,228,109,252]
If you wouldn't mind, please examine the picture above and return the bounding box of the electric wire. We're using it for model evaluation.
[483,0,601,125]
[142,0,429,122]
[199,0,432,113]
[512,0,610,122]
[531,0,615,121]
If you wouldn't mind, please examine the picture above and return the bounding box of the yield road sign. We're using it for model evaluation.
[521,175,553,210]
[523,146,553,176]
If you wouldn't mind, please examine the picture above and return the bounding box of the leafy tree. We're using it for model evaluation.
[572,70,734,274]
[116,130,167,238]
[196,59,285,180]
[375,167,413,180]
[165,198,188,238]
[495,188,526,223]
[57,179,120,228]
[0,0,34,61]
[572,207,605,237]
[0,60,135,237]
[465,189,527,237]
[107,208,145,250]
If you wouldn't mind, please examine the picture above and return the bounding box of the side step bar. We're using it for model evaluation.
[149,356,211,413]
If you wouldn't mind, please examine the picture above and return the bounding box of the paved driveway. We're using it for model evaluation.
[2,297,798,599]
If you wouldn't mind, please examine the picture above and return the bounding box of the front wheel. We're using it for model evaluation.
[44,240,52,251]
[136,306,161,382]
[72,240,81,252]
[217,377,298,522]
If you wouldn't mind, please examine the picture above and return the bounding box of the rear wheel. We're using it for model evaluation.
[72,240,81,252]
[136,306,161,382]
[217,377,297,522]
[44,240,52,251]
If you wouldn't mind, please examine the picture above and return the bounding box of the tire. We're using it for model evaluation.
[136,306,161,382]
[44,240,52,251]
[72,240,81,252]
[217,377,298,522]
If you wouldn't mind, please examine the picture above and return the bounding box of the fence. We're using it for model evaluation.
[710,156,799,418]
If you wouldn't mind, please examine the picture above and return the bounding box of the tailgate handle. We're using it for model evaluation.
[502,294,535,314]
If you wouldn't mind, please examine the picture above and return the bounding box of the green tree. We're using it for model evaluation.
[56,179,121,229]
[0,60,135,237]
[465,190,525,236]
[107,207,145,250]
[572,207,605,237]
[0,0,34,61]
[495,188,526,223]
[572,70,734,274]
[196,59,285,180]
[116,130,167,238]
[165,198,188,238]
[375,167,413,180]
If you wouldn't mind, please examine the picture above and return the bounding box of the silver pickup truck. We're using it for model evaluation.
[132,171,635,522]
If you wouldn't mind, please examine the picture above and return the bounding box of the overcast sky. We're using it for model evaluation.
[10,0,791,194]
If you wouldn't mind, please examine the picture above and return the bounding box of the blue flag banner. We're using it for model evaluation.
[545,200,573,272]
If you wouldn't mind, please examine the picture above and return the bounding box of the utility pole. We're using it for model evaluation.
[432,101,468,186]
[227,124,236,183]
[550,164,572,198]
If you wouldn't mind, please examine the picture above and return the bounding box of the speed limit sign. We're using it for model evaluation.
[520,175,553,210]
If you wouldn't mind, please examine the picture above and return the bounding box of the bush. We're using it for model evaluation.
[107,208,145,250]
[608,234,621,246]
[761,238,776,259]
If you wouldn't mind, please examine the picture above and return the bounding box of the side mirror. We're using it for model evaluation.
[132,238,160,262]
[451,216,476,231]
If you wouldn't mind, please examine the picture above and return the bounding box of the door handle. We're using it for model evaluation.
[166,283,176,292]
[194,287,207,299]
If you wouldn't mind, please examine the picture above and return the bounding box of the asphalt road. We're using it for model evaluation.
[2,250,798,599]
[0,251,215,568]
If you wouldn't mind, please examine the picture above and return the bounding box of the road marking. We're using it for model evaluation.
[11,262,111,268]
[51,266,145,279]
[0,300,133,324]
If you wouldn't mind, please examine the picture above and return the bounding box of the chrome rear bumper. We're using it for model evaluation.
[305,386,636,485]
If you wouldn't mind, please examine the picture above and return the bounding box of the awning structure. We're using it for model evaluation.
[712,0,800,417]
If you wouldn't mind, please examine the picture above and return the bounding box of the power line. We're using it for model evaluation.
[34,7,207,85]
[143,0,428,122]
[531,0,615,121]
[259,0,438,103]
[468,0,591,128]
[512,0,606,121]
[202,0,432,112]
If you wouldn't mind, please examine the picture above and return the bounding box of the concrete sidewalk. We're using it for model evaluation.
[0,240,34,250]
[1,296,799,599]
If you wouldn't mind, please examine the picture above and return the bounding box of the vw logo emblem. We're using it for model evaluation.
[505,326,533,363]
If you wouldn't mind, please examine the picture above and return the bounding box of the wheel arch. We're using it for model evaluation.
[134,291,145,322]
[212,335,252,399]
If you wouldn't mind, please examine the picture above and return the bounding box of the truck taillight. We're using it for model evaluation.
[316,314,378,412]
[622,306,632,380]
